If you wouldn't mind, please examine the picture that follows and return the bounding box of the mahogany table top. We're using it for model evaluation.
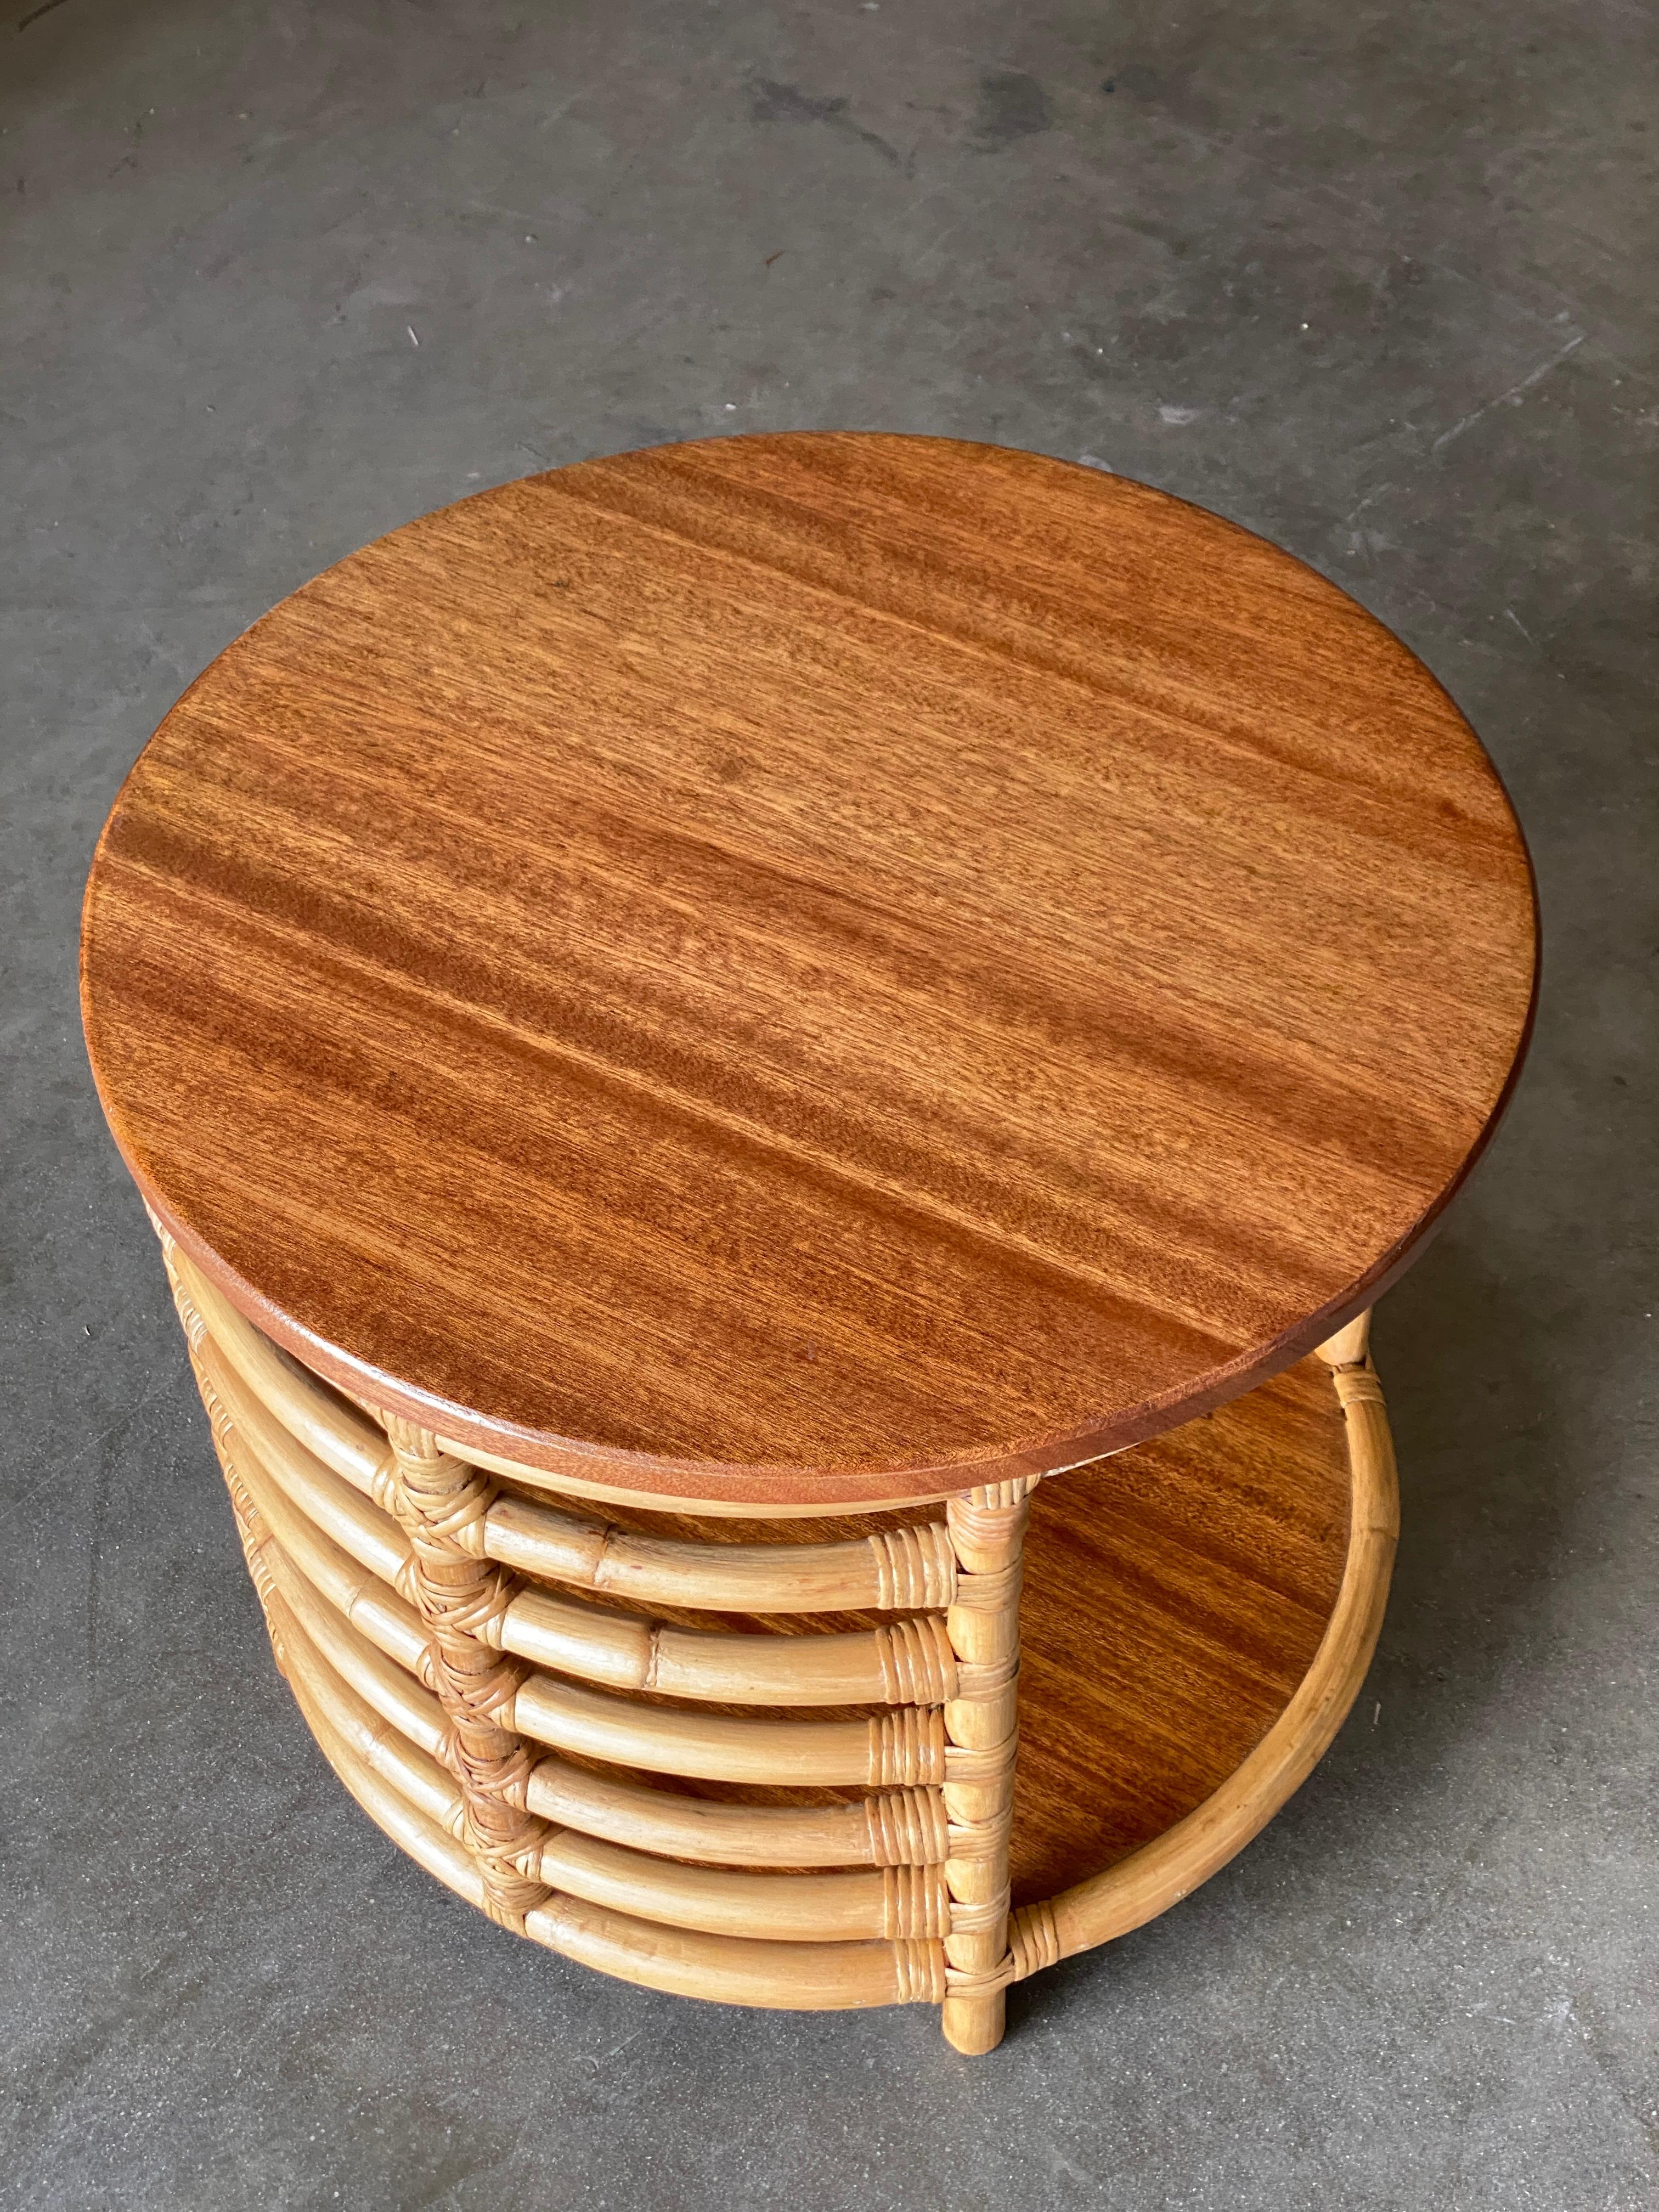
[81,434,1537,1507]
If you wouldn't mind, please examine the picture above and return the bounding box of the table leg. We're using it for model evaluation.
[941,1478,1032,2053]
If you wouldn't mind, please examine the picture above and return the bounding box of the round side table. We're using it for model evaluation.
[80,434,1537,2055]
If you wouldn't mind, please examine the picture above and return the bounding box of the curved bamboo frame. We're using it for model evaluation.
[286,1660,945,2010]
[276,1593,950,1943]
[160,1230,1399,2045]
[248,1467,947,1867]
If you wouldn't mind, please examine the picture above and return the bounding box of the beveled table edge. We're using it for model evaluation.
[130,1064,1521,1510]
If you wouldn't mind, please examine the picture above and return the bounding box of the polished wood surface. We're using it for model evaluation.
[82,433,1536,1503]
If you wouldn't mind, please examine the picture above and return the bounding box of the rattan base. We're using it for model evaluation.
[158,1227,1396,2053]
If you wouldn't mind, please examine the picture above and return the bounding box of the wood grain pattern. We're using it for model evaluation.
[1040,1336,1397,1961]
[82,433,1536,1504]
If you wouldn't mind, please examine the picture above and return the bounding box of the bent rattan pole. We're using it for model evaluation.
[173,1249,388,1494]
[1026,1335,1399,1971]
[221,1410,428,1671]
[195,1321,961,1712]
[940,1477,1030,2055]
[286,1660,492,1906]
[161,1242,492,1914]
[190,1328,408,1584]
[231,1404,953,1856]
[274,1590,463,1833]
[277,1583,952,1944]
[522,1894,947,2013]
[173,1246,969,1937]
[260,1522,450,1761]
[524,1754,949,1870]
[187,1313,954,1804]
[262,1500,950,1861]
[511,1669,947,1788]
[295,1665,946,2010]
[533,1833,949,1944]
[485,1492,958,1615]
[500,1583,957,1707]
[227,1402,947,1788]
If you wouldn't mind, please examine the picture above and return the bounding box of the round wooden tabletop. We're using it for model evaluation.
[81,433,1537,1508]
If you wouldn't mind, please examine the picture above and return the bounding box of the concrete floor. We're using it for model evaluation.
[4,1,1655,2204]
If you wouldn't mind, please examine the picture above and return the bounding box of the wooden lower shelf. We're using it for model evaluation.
[1013,1348,1353,1904]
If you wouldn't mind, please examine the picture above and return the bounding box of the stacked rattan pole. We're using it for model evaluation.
[153,1218,1396,2050]
[156,1226,961,2017]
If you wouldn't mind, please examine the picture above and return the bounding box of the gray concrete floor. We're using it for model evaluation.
[3,1,1655,2205]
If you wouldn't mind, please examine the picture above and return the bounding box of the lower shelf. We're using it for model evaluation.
[1011,1345,1398,1967]
[1017,1346,1384,1900]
